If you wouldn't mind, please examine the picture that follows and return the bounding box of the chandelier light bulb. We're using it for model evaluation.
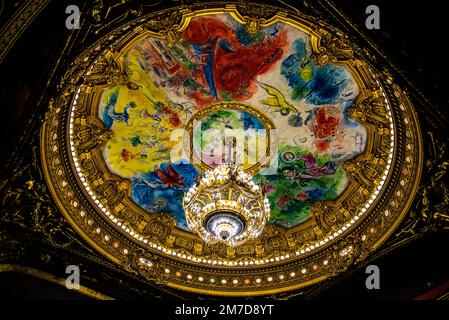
[183,164,270,247]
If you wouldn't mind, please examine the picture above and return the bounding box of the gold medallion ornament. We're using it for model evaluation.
[41,3,423,296]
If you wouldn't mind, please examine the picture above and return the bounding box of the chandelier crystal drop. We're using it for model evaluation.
[183,164,270,246]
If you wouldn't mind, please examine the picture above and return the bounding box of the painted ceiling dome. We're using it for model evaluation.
[42,4,422,296]
[99,13,365,230]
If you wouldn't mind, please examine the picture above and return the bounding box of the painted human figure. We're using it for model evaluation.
[282,154,336,180]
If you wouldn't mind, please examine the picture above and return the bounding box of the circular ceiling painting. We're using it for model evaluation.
[42,4,422,296]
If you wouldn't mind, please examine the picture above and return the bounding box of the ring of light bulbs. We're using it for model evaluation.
[68,59,395,267]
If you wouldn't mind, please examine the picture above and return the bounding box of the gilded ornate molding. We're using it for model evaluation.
[0,0,50,63]
[38,3,424,296]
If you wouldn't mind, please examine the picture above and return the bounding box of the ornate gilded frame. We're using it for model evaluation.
[41,3,422,296]
[183,101,278,175]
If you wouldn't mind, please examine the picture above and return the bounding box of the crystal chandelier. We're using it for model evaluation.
[183,164,270,246]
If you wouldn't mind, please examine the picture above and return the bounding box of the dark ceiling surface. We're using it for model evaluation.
[0,272,92,300]
[0,0,448,300]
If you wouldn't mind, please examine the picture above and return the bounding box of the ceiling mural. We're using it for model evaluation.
[41,4,422,296]
[99,14,366,230]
